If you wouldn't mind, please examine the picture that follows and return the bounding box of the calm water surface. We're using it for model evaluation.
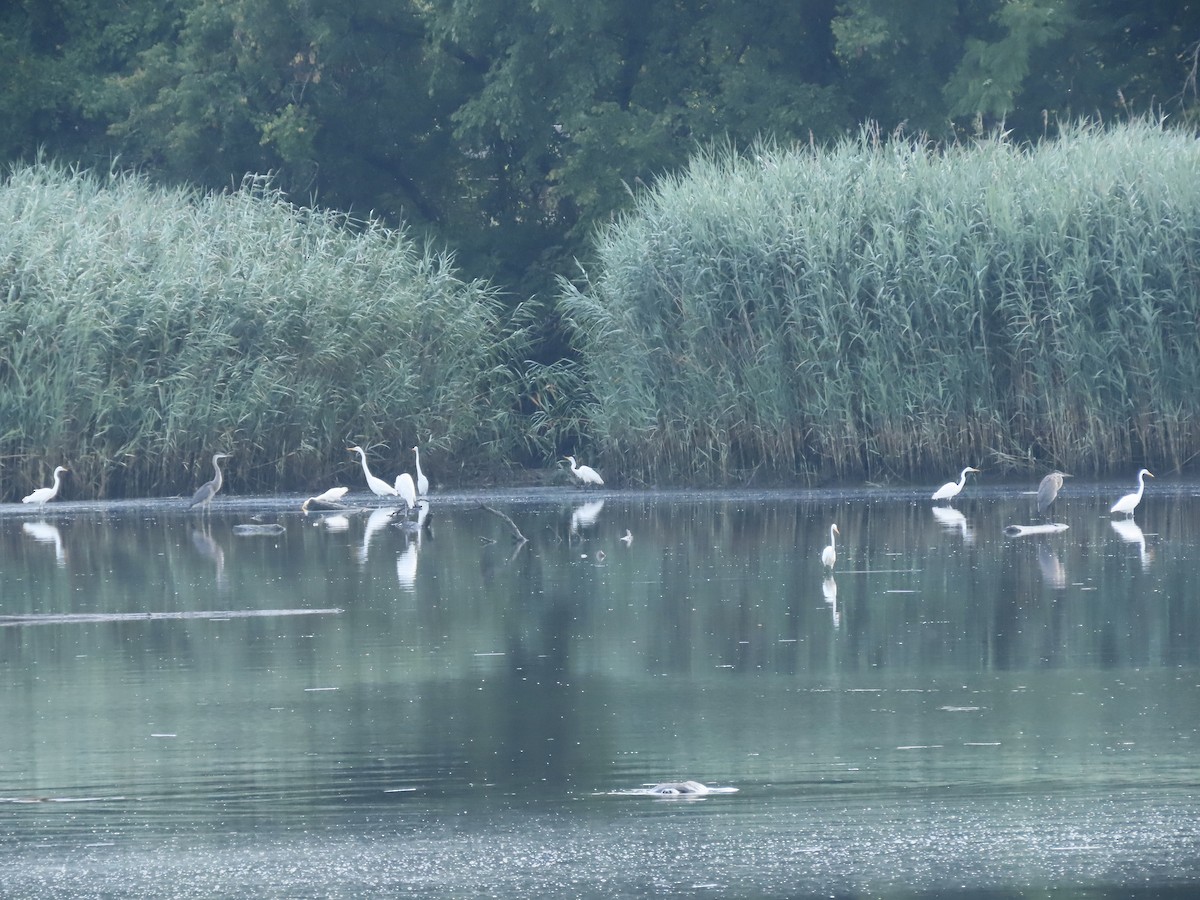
[1,483,1197,898]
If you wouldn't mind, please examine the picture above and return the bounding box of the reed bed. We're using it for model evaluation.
[0,164,526,499]
[558,120,1200,483]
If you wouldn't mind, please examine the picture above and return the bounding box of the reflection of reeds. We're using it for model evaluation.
[559,120,1200,482]
[0,164,526,499]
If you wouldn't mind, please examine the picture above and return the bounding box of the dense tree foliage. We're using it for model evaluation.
[2,1,1197,301]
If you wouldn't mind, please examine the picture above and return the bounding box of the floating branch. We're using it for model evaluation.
[480,503,527,543]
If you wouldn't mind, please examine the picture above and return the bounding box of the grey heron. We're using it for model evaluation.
[1037,471,1071,516]
[189,453,231,509]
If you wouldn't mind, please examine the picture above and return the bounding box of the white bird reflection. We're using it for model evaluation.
[570,499,605,534]
[359,506,397,564]
[396,541,419,590]
[1037,543,1067,590]
[23,520,66,567]
[822,575,840,627]
[394,500,430,591]
[930,505,974,544]
[320,514,351,533]
[1110,518,1152,570]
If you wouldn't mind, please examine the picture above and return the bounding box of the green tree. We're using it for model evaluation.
[424,0,851,297]
[3,0,1198,306]
[0,0,176,163]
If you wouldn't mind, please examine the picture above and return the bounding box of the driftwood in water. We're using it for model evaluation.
[480,504,527,543]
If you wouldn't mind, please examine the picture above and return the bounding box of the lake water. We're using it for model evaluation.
[1,482,1197,898]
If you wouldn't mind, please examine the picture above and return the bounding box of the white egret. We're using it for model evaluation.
[1037,471,1071,516]
[348,445,398,498]
[22,465,68,505]
[309,486,349,504]
[412,445,429,496]
[564,455,604,486]
[620,529,633,546]
[1110,468,1153,518]
[821,523,840,570]
[301,486,349,511]
[932,466,980,502]
[395,472,418,513]
[189,454,231,509]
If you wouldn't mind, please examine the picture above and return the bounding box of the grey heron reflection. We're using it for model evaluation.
[1037,543,1067,589]
[190,528,227,590]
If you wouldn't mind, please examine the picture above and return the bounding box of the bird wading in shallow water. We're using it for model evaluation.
[394,472,418,516]
[189,453,231,509]
[932,466,980,503]
[348,445,399,498]
[821,523,840,570]
[1110,468,1153,518]
[412,445,429,497]
[1037,471,1071,516]
[564,456,604,486]
[23,465,69,505]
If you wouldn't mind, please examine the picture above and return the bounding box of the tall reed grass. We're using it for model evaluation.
[0,164,527,499]
[557,120,1200,483]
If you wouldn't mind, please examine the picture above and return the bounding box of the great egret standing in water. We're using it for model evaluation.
[821,523,840,570]
[189,453,231,509]
[1110,468,1153,518]
[1037,471,1071,516]
[412,446,429,497]
[348,445,398,498]
[394,472,418,514]
[22,465,68,505]
[564,455,604,486]
[932,466,979,503]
